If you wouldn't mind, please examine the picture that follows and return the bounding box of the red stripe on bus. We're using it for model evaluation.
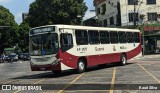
[59,43,142,69]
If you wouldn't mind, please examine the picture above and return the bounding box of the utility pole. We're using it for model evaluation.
[133,0,136,28]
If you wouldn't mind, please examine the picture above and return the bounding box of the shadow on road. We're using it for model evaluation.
[86,63,133,72]
[12,63,134,79]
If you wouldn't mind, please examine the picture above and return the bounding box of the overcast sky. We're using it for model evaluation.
[0,0,95,24]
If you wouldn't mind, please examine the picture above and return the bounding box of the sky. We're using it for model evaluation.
[0,0,95,24]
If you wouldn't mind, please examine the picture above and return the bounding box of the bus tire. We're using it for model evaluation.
[120,54,127,66]
[52,70,61,74]
[77,59,86,73]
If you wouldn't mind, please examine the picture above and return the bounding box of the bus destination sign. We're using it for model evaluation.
[30,27,54,35]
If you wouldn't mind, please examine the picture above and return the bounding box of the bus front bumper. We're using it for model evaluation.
[30,63,61,71]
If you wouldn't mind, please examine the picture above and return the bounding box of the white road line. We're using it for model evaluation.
[135,58,141,59]
[0,63,4,66]
[147,57,154,58]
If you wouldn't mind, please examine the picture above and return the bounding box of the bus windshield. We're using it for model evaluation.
[30,33,58,56]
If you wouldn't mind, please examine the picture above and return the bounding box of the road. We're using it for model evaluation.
[0,55,160,93]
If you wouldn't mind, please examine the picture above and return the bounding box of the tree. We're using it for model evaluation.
[28,0,87,27]
[0,5,19,54]
[18,21,30,52]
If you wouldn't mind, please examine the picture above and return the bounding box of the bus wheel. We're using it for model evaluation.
[77,60,86,73]
[52,70,61,74]
[120,54,127,66]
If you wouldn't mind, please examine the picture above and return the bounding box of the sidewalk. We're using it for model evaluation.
[142,54,160,58]
[130,54,160,61]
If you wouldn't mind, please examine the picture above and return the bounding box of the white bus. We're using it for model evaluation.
[29,25,142,73]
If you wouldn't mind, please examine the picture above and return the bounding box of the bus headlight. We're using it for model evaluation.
[52,59,60,65]
[30,61,34,65]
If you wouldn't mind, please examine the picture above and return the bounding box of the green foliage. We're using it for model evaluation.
[0,5,19,54]
[18,21,30,52]
[144,24,160,26]
[28,0,88,27]
[0,6,15,26]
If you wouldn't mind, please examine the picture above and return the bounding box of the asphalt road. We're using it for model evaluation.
[0,55,160,93]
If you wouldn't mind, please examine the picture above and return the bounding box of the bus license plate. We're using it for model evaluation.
[40,68,45,70]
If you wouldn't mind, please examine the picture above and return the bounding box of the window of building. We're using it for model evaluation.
[103,19,107,27]
[147,13,157,21]
[110,31,118,44]
[100,31,110,44]
[128,0,138,5]
[118,32,127,43]
[88,30,100,44]
[126,32,134,43]
[101,4,106,15]
[110,17,114,25]
[128,13,138,22]
[75,30,88,45]
[147,0,156,4]
[134,32,140,43]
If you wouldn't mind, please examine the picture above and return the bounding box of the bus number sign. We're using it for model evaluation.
[30,27,54,35]
[77,47,87,52]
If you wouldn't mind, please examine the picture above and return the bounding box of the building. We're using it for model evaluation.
[93,0,160,27]
[83,16,98,26]
[22,13,28,22]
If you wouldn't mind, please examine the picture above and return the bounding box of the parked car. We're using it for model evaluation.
[0,56,5,63]
[19,53,30,61]
[6,53,18,62]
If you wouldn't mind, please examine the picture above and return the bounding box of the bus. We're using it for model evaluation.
[29,25,142,73]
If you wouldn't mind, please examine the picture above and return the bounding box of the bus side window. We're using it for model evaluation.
[100,31,110,44]
[118,32,126,43]
[60,33,73,52]
[88,30,100,44]
[75,30,88,45]
[126,32,134,43]
[134,32,140,43]
[110,31,118,44]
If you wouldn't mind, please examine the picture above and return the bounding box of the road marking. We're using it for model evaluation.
[33,79,45,84]
[147,57,154,58]
[135,58,141,59]
[14,79,46,93]
[57,73,84,93]
[3,80,17,84]
[109,67,116,93]
[0,63,4,66]
[138,64,160,83]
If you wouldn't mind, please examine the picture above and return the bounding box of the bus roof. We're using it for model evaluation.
[30,24,140,32]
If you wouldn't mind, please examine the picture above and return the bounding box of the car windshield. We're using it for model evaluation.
[30,33,58,56]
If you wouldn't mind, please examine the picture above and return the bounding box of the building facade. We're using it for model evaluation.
[83,16,98,26]
[94,0,160,27]
[22,13,28,22]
